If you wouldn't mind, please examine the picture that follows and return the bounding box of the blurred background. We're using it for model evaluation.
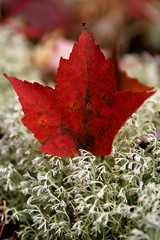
[0,0,160,103]
[0,1,160,239]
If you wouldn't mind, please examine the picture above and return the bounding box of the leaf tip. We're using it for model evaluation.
[82,22,88,30]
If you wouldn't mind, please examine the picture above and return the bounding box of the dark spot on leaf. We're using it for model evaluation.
[60,125,71,135]
[80,134,95,150]
[40,119,47,128]
[106,99,113,107]
[37,112,43,116]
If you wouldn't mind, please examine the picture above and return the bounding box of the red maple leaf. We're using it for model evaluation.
[4,30,155,157]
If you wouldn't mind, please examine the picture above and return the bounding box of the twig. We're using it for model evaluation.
[0,200,6,238]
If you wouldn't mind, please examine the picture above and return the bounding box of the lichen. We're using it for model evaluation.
[0,25,41,106]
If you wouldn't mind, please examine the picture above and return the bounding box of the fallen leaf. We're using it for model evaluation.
[5,30,155,156]
[112,32,154,92]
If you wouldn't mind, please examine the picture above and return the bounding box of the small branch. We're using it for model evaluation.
[0,200,6,238]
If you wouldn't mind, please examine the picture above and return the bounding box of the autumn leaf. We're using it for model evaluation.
[4,30,155,157]
[112,32,154,93]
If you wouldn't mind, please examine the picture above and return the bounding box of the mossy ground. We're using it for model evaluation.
[0,26,160,240]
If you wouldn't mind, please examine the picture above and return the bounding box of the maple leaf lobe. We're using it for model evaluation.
[5,30,155,157]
